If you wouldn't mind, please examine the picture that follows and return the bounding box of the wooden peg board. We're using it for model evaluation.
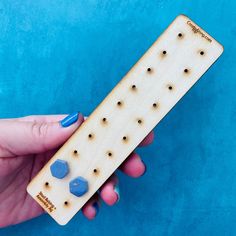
[27,15,223,225]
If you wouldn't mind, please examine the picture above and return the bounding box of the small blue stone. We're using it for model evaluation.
[69,176,88,197]
[50,159,69,179]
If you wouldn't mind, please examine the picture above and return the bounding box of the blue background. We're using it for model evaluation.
[0,0,235,235]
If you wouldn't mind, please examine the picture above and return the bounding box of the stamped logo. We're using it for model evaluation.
[187,21,212,43]
[36,191,56,213]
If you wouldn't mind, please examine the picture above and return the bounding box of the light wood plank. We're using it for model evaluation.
[27,15,223,225]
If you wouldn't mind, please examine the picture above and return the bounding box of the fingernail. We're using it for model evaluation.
[92,202,99,214]
[60,112,79,127]
[141,161,147,176]
[114,184,120,202]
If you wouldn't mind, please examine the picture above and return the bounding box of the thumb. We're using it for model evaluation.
[0,112,84,157]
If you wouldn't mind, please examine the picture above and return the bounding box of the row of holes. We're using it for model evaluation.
[147,67,190,73]
[87,134,132,140]
[154,49,204,57]
[45,32,205,207]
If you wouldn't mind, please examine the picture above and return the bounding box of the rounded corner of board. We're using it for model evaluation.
[219,44,224,54]
[26,184,32,195]
[55,218,69,226]
[176,14,189,21]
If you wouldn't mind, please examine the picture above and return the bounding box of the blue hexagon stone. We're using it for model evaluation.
[50,159,69,179]
[69,176,88,197]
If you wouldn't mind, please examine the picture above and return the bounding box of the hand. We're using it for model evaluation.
[0,112,154,227]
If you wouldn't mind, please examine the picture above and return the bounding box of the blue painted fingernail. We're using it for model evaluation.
[60,112,79,127]
[114,184,120,202]
[93,202,99,214]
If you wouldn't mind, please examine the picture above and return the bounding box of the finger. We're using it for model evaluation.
[99,175,120,206]
[119,152,146,178]
[0,112,84,157]
[138,131,154,147]
[17,114,68,123]
[82,194,100,220]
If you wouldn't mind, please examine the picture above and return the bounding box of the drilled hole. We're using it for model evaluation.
[131,85,137,90]
[178,33,183,38]
[147,67,152,72]
[200,51,205,55]
[45,182,49,187]
[93,168,99,175]
[162,50,167,55]
[64,201,68,206]
[153,103,158,108]
[168,85,173,90]
[106,150,113,158]
[101,117,108,125]
[122,136,128,142]
[184,69,189,73]
[138,119,142,124]
[117,101,122,106]
[88,134,93,139]
[73,150,78,154]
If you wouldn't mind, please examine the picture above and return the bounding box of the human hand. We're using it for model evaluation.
[0,112,154,227]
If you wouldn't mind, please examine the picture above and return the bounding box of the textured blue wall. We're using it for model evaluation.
[0,0,235,235]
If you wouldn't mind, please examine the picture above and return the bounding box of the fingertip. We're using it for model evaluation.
[100,184,119,206]
[82,202,99,220]
[130,160,146,178]
[140,160,147,176]
[71,112,84,130]
[78,112,84,124]
[120,153,146,178]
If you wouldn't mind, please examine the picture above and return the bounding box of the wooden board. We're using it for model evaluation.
[27,15,223,225]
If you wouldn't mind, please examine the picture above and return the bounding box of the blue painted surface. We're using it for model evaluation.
[0,0,235,235]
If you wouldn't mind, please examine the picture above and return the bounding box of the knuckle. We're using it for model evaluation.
[31,121,49,140]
